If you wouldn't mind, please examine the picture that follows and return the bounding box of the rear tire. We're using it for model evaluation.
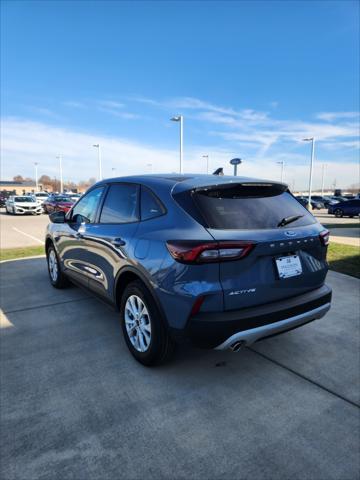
[120,280,175,366]
[334,209,343,218]
[46,244,69,288]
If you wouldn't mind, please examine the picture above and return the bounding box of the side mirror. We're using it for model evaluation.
[49,211,66,224]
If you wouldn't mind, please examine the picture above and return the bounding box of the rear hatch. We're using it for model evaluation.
[175,181,328,311]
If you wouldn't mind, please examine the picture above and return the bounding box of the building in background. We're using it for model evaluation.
[0,180,43,196]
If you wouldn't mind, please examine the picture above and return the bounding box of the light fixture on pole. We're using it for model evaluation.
[202,155,209,174]
[34,162,39,191]
[56,155,63,193]
[111,167,116,176]
[93,144,102,180]
[170,115,183,174]
[146,163,153,174]
[321,163,327,196]
[230,158,242,176]
[302,137,315,209]
[276,161,285,183]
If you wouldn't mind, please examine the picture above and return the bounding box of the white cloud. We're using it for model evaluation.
[0,118,177,181]
[97,100,125,109]
[1,117,358,190]
[63,101,86,108]
[96,100,140,119]
[132,95,359,157]
[269,101,279,109]
[316,111,359,122]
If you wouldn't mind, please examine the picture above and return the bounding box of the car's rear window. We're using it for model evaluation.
[176,184,316,230]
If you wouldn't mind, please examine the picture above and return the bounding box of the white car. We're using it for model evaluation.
[33,192,49,204]
[5,195,43,215]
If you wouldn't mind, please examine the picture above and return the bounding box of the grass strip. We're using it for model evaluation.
[327,243,360,279]
[0,246,45,261]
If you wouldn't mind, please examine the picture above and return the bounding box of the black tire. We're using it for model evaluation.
[120,280,175,366]
[334,209,343,218]
[46,244,69,288]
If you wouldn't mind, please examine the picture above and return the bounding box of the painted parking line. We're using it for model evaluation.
[12,227,44,245]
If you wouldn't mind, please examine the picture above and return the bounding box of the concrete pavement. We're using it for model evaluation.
[0,258,359,479]
[1,208,358,250]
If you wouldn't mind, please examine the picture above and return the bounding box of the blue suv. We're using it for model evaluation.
[45,175,332,365]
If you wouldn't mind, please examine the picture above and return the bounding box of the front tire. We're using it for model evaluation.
[334,209,343,218]
[46,245,69,288]
[120,280,175,366]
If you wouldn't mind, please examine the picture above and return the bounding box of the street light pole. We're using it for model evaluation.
[303,137,315,209]
[170,115,183,174]
[93,144,102,180]
[56,155,63,193]
[202,155,209,174]
[34,162,39,191]
[146,163,153,173]
[321,163,327,196]
[276,161,285,182]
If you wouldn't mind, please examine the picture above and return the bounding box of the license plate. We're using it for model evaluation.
[276,255,302,279]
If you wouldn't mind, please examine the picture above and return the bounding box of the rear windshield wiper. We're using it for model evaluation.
[277,215,304,227]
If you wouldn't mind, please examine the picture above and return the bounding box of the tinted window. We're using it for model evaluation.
[346,200,359,206]
[141,187,165,220]
[71,187,104,224]
[14,197,34,202]
[191,186,316,230]
[54,196,70,202]
[100,184,139,223]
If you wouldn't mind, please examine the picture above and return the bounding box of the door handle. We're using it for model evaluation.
[111,237,126,247]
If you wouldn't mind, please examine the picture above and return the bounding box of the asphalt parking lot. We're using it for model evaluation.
[0,258,359,480]
[0,210,48,249]
[0,208,359,250]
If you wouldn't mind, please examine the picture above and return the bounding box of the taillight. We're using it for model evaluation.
[166,240,255,264]
[319,230,330,246]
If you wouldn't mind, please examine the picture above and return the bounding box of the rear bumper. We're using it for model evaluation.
[183,285,332,349]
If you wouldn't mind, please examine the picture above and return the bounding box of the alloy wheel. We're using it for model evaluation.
[48,249,58,282]
[124,295,152,352]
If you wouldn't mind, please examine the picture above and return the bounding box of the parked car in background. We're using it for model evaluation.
[43,195,74,214]
[330,195,348,203]
[311,195,338,208]
[328,199,360,218]
[67,193,82,202]
[45,174,332,366]
[33,192,49,205]
[295,196,324,210]
[0,194,7,208]
[5,195,42,215]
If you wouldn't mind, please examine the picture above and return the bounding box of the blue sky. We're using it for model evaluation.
[1,0,359,189]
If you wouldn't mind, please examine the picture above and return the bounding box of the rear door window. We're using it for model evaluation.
[140,186,165,221]
[191,185,316,230]
[100,183,139,224]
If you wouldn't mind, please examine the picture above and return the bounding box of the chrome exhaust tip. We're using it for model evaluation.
[230,341,244,352]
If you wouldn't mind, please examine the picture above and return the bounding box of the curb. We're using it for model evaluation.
[0,255,46,264]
